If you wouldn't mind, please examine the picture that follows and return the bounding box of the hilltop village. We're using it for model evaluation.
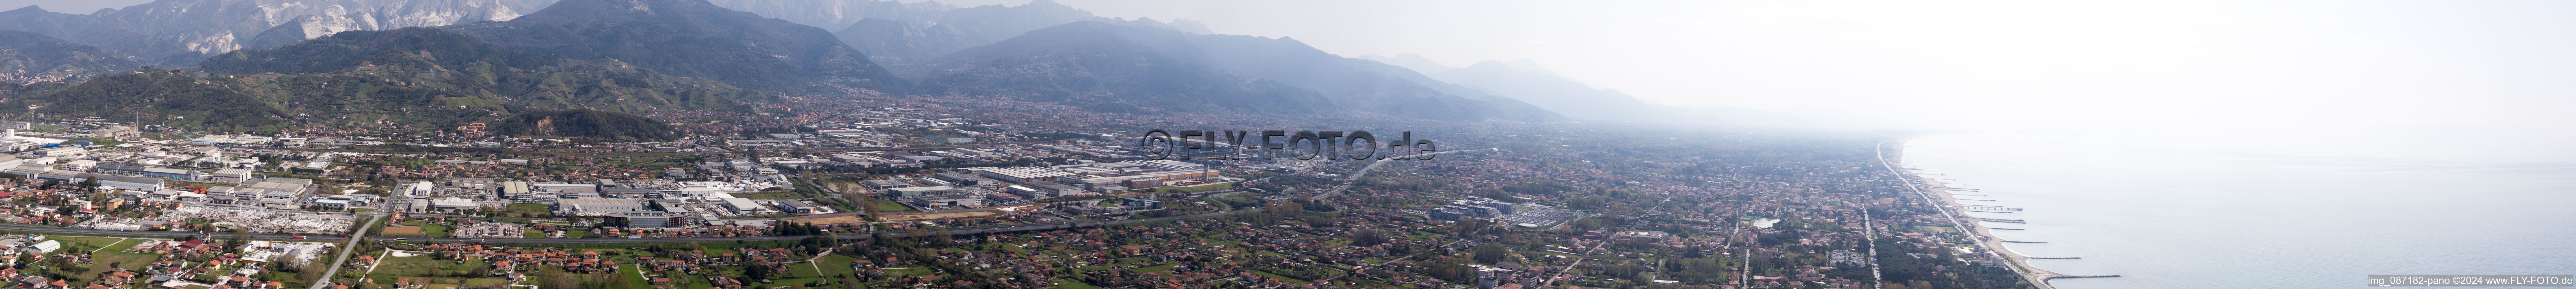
[0,94,2037,289]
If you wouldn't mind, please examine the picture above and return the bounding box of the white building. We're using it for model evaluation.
[719,198,761,214]
[211,168,256,183]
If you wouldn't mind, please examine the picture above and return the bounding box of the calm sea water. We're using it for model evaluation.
[1902,134,2576,289]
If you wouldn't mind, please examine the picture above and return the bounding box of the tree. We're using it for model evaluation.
[1353,229,1388,247]
[746,263,773,281]
[539,266,578,289]
[1472,243,1509,264]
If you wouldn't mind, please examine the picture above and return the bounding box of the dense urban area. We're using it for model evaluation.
[0,91,2039,289]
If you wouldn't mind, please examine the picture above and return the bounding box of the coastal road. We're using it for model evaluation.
[1877,143,2059,288]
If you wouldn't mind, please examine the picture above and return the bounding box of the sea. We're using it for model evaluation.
[1900,133,2576,289]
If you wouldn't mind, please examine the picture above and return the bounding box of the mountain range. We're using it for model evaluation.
[0,0,554,66]
[0,0,1614,132]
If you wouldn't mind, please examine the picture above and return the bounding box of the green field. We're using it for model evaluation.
[463,278,510,288]
[787,262,823,278]
[620,264,653,289]
[52,236,126,249]
[103,238,145,251]
[383,221,452,238]
[87,251,159,279]
[813,254,860,277]
[507,203,550,212]
[524,229,546,239]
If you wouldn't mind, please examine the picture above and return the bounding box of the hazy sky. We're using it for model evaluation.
[1015,0,2576,161]
[19,0,2575,160]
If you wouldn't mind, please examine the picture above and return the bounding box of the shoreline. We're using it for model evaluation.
[1885,139,2067,288]
[1919,177,2061,279]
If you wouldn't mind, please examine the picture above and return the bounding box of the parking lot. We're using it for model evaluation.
[1496,206,1583,229]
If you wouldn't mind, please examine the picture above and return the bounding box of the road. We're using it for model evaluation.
[308,215,380,289]
[1876,143,2056,289]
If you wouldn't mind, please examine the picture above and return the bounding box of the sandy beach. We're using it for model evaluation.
[1883,138,2068,289]
[1909,168,2068,288]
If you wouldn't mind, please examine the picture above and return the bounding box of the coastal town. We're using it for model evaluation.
[0,93,2040,289]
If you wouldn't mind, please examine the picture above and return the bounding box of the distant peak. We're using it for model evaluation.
[1502,58,1550,71]
[512,0,733,24]
[1166,19,1213,34]
[4,5,45,13]
[1023,0,1070,8]
[1394,53,1438,62]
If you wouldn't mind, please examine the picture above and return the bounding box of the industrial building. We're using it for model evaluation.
[885,186,978,197]
[933,172,992,186]
[1005,181,1084,198]
[555,199,645,213]
[211,168,255,183]
[612,211,692,228]
[775,200,819,213]
[719,198,761,214]
[906,194,984,208]
[82,173,164,191]
[978,167,1074,183]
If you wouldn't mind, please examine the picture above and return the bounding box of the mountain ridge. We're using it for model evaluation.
[0,0,553,66]
[444,0,909,94]
[4,26,776,131]
[908,21,1336,116]
[0,30,143,83]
